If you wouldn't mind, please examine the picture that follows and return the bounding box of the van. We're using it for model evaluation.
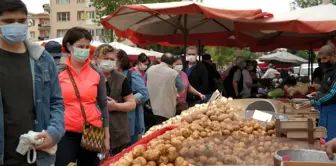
[299,63,319,77]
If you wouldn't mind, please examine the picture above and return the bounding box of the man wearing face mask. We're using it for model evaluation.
[45,41,64,66]
[0,1,65,165]
[300,42,336,141]
[146,53,185,123]
[182,46,208,107]
[223,56,246,98]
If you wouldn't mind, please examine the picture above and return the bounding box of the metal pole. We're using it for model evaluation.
[183,14,188,60]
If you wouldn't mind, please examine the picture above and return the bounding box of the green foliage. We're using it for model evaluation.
[290,0,336,9]
[92,0,176,42]
[205,47,260,66]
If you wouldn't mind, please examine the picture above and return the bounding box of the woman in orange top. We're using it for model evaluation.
[55,27,109,166]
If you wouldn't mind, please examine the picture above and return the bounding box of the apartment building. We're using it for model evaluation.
[28,13,50,41]
[46,0,103,40]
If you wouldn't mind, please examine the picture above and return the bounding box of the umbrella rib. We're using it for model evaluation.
[128,13,158,29]
[173,15,183,34]
[211,19,231,32]
[187,18,210,32]
[153,14,184,32]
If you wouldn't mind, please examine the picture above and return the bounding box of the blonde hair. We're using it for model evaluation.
[94,44,116,60]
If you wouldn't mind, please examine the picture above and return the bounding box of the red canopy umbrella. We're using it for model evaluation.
[100,1,272,48]
[233,3,336,51]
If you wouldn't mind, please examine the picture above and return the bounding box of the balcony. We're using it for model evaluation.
[38,36,49,41]
[38,23,51,30]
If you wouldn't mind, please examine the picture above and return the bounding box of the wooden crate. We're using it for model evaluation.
[275,119,327,144]
[281,161,336,166]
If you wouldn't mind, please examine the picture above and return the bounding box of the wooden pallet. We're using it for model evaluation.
[275,119,326,144]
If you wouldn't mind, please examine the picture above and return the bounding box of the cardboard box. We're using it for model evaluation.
[281,161,336,166]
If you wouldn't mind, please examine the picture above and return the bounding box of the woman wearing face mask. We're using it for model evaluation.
[117,50,149,145]
[300,42,336,141]
[130,53,149,84]
[93,44,136,155]
[56,27,109,166]
[174,56,205,114]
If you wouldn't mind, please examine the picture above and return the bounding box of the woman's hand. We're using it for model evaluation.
[199,93,206,101]
[107,96,118,111]
[309,92,318,99]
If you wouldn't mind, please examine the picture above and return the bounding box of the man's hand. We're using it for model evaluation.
[34,131,55,150]
[323,138,336,159]
[107,96,118,111]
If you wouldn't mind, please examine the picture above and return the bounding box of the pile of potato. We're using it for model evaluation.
[179,134,300,166]
[112,97,292,166]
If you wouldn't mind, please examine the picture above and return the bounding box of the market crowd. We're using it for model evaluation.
[1,1,336,166]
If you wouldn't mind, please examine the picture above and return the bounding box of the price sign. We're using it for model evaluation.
[252,110,273,122]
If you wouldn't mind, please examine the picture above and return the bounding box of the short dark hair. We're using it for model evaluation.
[135,53,149,65]
[161,53,175,65]
[202,53,211,61]
[0,0,28,16]
[62,27,92,53]
[117,49,131,70]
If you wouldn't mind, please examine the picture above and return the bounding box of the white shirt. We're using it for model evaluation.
[262,68,277,79]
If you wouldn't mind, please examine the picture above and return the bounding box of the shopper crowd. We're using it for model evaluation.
[2,1,336,166]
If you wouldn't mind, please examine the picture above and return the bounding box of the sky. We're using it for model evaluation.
[23,0,293,14]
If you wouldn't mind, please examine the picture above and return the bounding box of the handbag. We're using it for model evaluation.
[66,66,105,153]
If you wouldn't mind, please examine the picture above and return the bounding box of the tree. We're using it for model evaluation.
[92,0,176,42]
[290,0,336,9]
[205,47,260,66]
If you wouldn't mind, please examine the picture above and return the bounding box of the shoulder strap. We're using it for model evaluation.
[65,66,87,122]
[127,70,132,87]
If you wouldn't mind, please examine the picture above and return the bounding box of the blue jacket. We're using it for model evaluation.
[122,70,149,136]
[0,41,65,165]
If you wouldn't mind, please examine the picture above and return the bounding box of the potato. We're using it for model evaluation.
[159,156,169,164]
[116,158,132,166]
[133,156,147,166]
[199,155,208,163]
[132,145,146,158]
[143,149,160,161]
[147,161,156,166]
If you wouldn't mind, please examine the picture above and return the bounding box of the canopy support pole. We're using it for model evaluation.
[309,49,314,84]
[183,14,188,60]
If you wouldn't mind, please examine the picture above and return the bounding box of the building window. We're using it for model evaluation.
[57,29,68,37]
[57,12,70,21]
[77,11,95,20]
[56,0,69,4]
[96,29,103,37]
[30,31,35,38]
[77,0,85,3]
[88,29,95,36]
[88,11,95,19]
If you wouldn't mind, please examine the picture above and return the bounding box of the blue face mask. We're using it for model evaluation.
[0,23,28,44]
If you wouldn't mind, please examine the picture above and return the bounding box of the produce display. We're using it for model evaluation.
[111,97,310,166]
[284,82,320,97]
[268,88,285,98]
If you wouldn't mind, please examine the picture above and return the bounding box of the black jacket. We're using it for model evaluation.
[202,61,221,94]
[223,65,244,98]
[183,61,208,102]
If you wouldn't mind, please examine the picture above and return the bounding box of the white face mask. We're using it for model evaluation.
[174,65,183,71]
[139,63,148,71]
[99,60,116,72]
[187,55,196,62]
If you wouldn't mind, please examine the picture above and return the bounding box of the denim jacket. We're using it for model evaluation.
[0,41,65,165]
[122,70,149,136]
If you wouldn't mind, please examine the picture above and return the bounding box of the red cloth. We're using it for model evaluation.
[100,125,177,166]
